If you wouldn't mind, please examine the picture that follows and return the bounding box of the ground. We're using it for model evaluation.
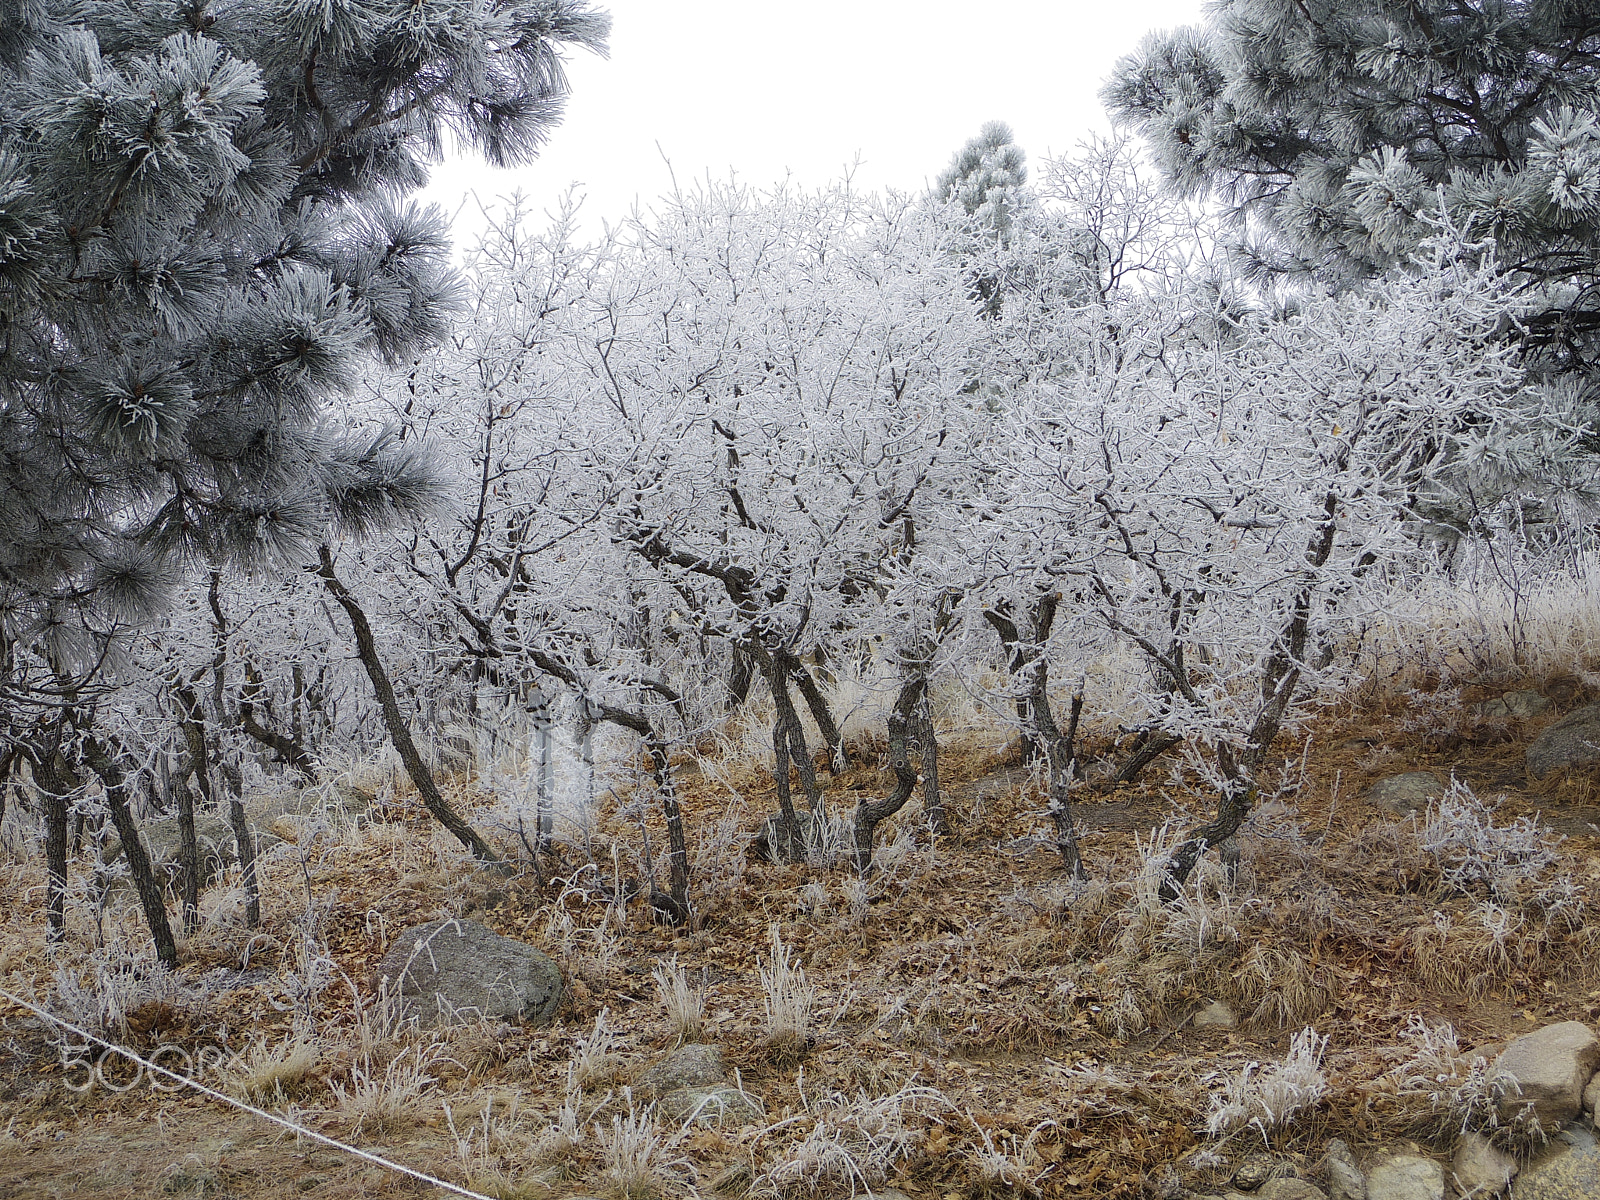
[2,675,1598,1200]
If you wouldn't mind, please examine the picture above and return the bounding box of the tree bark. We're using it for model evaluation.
[33,741,72,943]
[317,546,504,868]
[918,698,947,836]
[175,683,259,928]
[83,738,178,969]
[781,650,843,771]
[173,773,200,937]
[852,677,926,873]
[1115,730,1183,784]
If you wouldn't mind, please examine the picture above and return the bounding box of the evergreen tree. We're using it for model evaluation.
[0,0,609,679]
[935,119,1028,241]
[1102,1,1600,371]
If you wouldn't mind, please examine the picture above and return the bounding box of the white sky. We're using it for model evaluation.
[419,0,1207,244]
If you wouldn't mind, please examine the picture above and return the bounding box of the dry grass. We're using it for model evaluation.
[7,660,1600,1200]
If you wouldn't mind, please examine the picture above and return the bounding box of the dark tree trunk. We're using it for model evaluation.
[176,684,259,929]
[318,547,503,868]
[727,647,754,711]
[1158,493,1340,900]
[173,774,200,938]
[643,734,690,923]
[852,677,926,874]
[918,698,947,836]
[984,597,1084,875]
[1115,730,1183,784]
[239,662,319,782]
[83,738,178,969]
[781,650,843,771]
[34,744,72,944]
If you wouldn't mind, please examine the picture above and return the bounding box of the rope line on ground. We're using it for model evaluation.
[0,984,493,1200]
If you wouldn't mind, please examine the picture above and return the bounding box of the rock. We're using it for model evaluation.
[1323,1138,1366,1200]
[377,919,562,1028]
[1477,691,1551,722]
[1584,1072,1600,1117]
[656,1084,762,1127]
[1234,1155,1295,1191]
[1259,1182,1328,1200]
[1513,1143,1600,1200]
[1366,772,1448,817]
[1452,1132,1517,1198]
[1193,999,1238,1029]
[102,811,280,888]
[633,1043,727,1099]
[1527,704,1600,779]
[1496,1022,1600,1127]
[1365,1155,1444,1200]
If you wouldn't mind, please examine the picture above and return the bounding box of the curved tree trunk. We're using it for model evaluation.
[852,677,926,874]
[318,547,504,869]
[83,737,179,969]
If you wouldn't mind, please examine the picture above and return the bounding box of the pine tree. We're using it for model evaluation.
[935,120,1028,241]
[0,0,609,677]
[1103,1,1600,371]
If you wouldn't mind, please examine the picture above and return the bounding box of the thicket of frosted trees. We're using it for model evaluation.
[4,6,1596,961]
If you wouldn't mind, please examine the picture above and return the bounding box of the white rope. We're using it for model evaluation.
[0,984,495,1200]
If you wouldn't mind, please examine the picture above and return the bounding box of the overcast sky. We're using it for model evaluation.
[418,1,1208,244]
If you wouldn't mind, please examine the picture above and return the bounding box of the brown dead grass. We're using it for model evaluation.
[2,680,1600,1199]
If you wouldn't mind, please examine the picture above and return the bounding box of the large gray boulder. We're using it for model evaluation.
[377,919,562,1028]
[1496,1022,1600,1128]
[1513,1143,1600,1200]
[1365,772,1447,817]
[1365,1155,1443,1200]
[1527,705,1600,779]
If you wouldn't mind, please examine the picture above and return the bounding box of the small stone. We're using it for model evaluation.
[1365,1154,1444,1200]
[1452,1132,1517,1198]
[1258,1182,1328,1200]
[1366,771,1448,817]
[656,1084,762,1127]
[1234,1155,1294,1191]
[1496,1022,1600,1128]
[1477,692,1551,722]
[633,1043,727,1099]
[1512,1143,1600,1200]
[1583,1071,1600,1117]
[1323,1138,1366,1200]
[1193,999,1238,1029]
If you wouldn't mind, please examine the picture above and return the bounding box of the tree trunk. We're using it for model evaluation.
[1115,730,1183,784]
[173,774,200,938]
[317,547,504,868]
[852,677,926,874]
[34,745,71,943]
[919,697,947,836]
[643,734,690,923]
[176,684,258,928]
[83,738,179,969]
[781,650,843,771]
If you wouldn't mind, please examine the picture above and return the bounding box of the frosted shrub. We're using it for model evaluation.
[759,925,815,1062]
[1205,1028,1329,1141]
[1418,780,1561,901]
[1390,1015,1524,1138]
